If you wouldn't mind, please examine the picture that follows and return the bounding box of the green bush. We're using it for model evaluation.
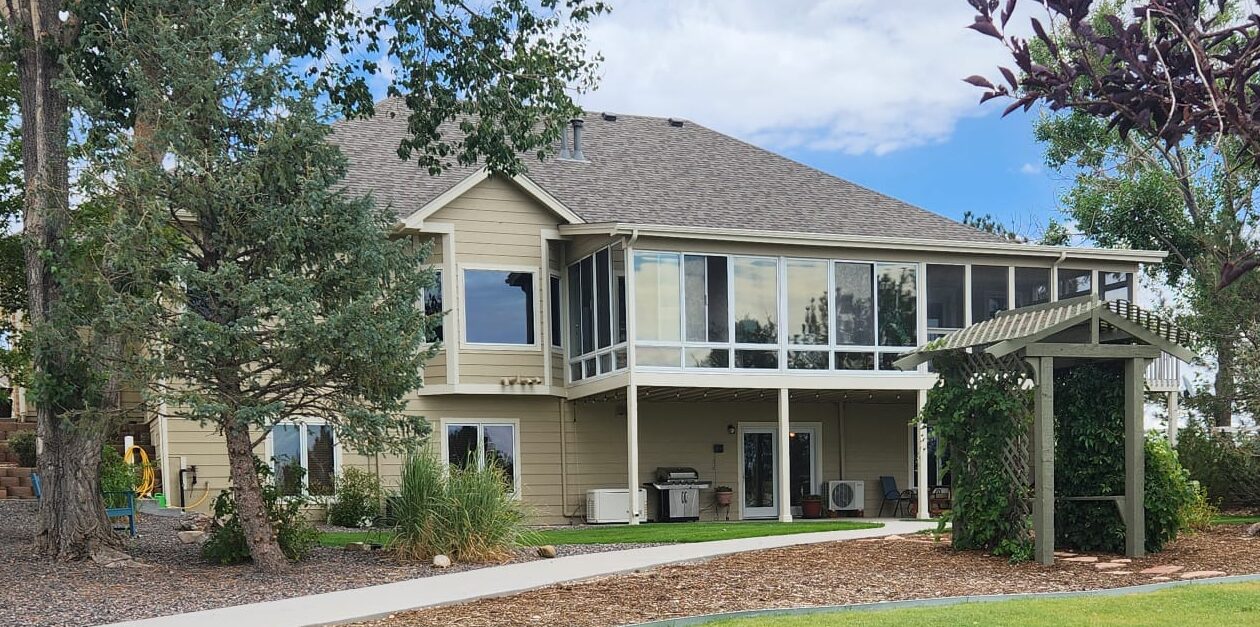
[1055,364,1200,554]
[202,458,319,565]
[100,445,140,509]
[327,467,383,528]
[392,453,531,563]
[8,431,36,468]
[1175,421,1260,507]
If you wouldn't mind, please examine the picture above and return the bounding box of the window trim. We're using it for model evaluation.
[458,263,542,351]
[263,418,342,501]
[438,418,522,497]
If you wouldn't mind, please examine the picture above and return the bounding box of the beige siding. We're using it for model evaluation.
[841,400,914,515]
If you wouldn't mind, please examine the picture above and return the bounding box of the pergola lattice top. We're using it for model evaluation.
[895,295,1195,369]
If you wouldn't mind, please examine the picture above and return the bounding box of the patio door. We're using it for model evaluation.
[739,424,818,519]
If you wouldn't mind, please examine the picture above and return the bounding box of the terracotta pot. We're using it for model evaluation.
[801,496,823,519]
[715,490,733,506]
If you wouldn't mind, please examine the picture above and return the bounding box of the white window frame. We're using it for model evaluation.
[566,245,630,382]
[264,418,342,501]
[458,263,542,351]
[438,418,522,497]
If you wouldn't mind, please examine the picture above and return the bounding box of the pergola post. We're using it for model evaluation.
[1166,390,1179,448]
[1124,358,1146,557]
[777,388,792,523]
[627,382,640,525]
[915,389,929,520]
[1032,356,1055,566]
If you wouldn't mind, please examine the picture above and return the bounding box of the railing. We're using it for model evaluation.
[1146,352,1180,393]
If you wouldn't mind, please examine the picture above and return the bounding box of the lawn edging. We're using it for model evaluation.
[627,573,1260,626]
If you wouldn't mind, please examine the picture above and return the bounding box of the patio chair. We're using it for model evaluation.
[878,475,914,517]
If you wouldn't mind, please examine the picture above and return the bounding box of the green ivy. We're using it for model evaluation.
[921,353,1033,559]
[1055,363,1199,554]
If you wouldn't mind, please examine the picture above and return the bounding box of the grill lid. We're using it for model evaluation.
[654,466,700,483]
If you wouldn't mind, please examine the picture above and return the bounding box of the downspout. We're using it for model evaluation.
[1051,249,1068,301]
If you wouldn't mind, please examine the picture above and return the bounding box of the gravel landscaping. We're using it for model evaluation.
[0,500,651,627]
[357,525,1260,627]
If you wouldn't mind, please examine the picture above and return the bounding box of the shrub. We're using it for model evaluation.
[1175,421,1260,507]
[392,453,531,563]
[8,431,36,468]
[1055,364,1200,554]
[327,467,383,528]
[100,445,140,509]
[202,458,319,565]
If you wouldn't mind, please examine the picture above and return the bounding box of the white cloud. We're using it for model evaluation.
[1020,162,1041,175]
[580,0,1032,155]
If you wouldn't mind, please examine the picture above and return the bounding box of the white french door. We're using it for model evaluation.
[738,424,819,519]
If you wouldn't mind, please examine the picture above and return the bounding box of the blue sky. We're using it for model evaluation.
[577,1,1066,238]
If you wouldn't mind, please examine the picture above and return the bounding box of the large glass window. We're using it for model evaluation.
[1014,267,1051,308]
[445,421,518,492]
[877,263,917,347]
[569,245,630,381]
[634,252,681,342]
[596,249,613,348]
[971,265,1009,323]
[733,257,779,345]
[1058,268,1092,299]
[926,264,964,335]
[786,259,828,345]
[684,255,729,343]
[464,269,535,345]
[272,423,335,497]
[834,262,874,346]
[1101,272,1132,301]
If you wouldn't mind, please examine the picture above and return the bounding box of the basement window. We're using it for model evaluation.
[271,422,337,497]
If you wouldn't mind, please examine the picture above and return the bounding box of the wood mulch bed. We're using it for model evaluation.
[359,526,1260,627]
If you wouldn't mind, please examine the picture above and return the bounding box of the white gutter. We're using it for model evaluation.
[558,223,1167,264]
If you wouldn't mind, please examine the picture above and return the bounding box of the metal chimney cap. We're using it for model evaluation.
[667,118,685,127]
[601,112,618,121]
[570,117,585,128]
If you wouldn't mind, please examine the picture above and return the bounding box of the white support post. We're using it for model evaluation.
[777,388,792,523]
[1166,390,1179,448]
[916,389,929,520]
[1124,358,1146,558]
[627,382,640,525]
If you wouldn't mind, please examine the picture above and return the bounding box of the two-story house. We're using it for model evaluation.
[149,99,1178,524]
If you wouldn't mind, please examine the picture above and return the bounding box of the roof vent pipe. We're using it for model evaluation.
[571,118,585,160]
[558,121,570,159]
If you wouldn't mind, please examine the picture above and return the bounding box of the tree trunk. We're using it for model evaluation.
[1213,337,1236,429]
[8,0,122,561]
[224,420,288,572]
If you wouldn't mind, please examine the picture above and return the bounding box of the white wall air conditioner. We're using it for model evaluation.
[827,480,864,512]
[585,488,648,524]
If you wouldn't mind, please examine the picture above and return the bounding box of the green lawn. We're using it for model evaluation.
[319,520,882,548]
[703,582,1260,626]
[1212,514,1260,525]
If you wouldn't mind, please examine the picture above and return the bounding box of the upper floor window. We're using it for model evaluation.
[926,264,964,339]
[971,265,1009,322]
[424,269,444,342]
[463,269,535,345]
[1101,272,1133,301]
[1059,268,1092,299]
[1014,267,1050,308]
[569,245,628,380]
[272,422,336,497]
[549,274,562,349]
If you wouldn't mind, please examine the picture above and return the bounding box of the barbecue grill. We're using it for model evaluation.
[648,467,711,522]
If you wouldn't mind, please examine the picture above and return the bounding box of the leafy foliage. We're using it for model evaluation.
[962,0,1260,288]
[1175,420,1260,507]
[1054,364,1201,553]
[99,445,139,509]
[327,467,384,528]
[392,454,532,563]
[7,430,36,468]
[921,353,1033,560]
[202,459,319,565]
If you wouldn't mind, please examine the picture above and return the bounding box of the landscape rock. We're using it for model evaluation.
[1179,570,1226,579]
[343,542,370,552]
[537,545,557,559]
[176,531,208,545]
[177,514,213,532]
[1247,522,1260,537]
[432,554,452,568]
[1093,562,1125,570]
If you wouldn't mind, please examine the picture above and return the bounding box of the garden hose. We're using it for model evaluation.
[171,482,212,511]
[123,444,158,498]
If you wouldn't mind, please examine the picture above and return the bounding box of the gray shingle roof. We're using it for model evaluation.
[331,98,1003,242]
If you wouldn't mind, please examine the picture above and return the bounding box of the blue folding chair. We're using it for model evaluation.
[31,472,136,537]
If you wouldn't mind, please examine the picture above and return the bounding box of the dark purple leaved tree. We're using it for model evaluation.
[961,0,1259,287]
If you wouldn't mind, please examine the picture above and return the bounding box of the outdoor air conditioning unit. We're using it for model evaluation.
[585,488,648,524]
[827,480,864,512]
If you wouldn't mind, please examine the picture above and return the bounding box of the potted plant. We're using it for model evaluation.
[801,494,823,519]
[714,486,733,506]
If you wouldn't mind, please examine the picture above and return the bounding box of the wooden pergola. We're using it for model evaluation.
[895,295,1196,565]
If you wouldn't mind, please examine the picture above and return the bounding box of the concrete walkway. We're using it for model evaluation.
[107,519,934,627]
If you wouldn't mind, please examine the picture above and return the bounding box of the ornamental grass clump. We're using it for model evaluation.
[392,453,532,563]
